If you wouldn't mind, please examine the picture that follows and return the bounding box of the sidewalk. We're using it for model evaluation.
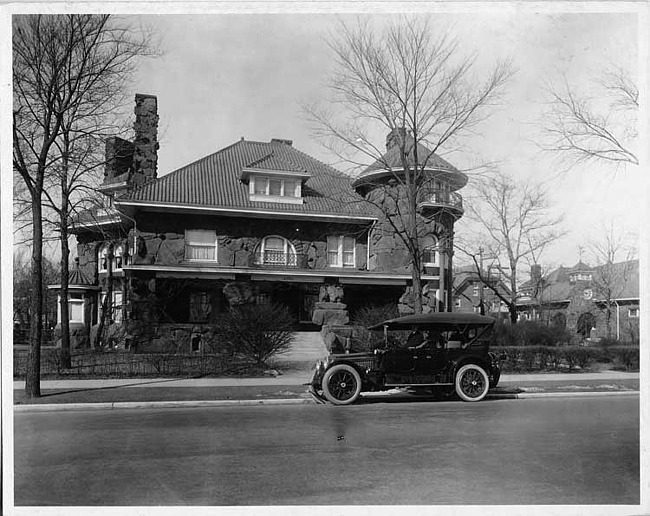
[13,369,640,410]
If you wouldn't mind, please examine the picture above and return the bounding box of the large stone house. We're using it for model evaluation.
[62,94,468,351]
[517,261,640,343]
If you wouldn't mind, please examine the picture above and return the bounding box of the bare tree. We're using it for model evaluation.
[13,14,156,396]
[589,221,637,339]
[458,170,566,323]
[307,16,512,313]
[542,66,638,167]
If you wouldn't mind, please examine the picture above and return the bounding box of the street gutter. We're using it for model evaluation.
[13,390,638,412]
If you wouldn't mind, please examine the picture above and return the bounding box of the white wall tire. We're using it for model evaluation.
[455,364,489,402]
[322,364,362,405]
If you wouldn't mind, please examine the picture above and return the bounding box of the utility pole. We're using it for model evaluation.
[478,246,485,315]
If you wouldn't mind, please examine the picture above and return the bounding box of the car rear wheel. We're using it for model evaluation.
[455,364,489,402]
[322,364,362,405]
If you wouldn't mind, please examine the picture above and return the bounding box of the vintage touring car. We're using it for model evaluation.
[309,312,501,405]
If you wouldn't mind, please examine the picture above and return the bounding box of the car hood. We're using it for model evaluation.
[329,351,376,360]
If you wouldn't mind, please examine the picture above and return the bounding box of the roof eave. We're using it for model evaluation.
[116,200,377,223]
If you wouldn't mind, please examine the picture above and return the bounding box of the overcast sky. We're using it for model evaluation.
[4,5,645,271]
[126,9,642,270]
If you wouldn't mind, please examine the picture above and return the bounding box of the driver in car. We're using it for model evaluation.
[408,331,444,350]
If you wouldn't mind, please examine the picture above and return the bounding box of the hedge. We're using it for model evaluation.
[14,348,256,379]
[498,345,639,373]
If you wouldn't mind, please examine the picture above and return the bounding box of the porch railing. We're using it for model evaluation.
[417,189,463,210]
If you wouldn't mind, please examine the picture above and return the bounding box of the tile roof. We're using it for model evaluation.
[527,259,639,303]
[364,141,460,175]
[353,141,466,190]
[246,152,305,173]
[123,139,377,219]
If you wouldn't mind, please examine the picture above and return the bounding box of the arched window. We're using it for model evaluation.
[98,245,109,272]
[113,245,124,271]
[421,235,438,266]
[576,312,596,338]
[254,236,297,266]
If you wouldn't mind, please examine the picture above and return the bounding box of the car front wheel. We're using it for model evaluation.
[455,364,489,402]
[322,364,362,405]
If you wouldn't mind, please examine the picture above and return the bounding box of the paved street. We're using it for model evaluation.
[14,395,639,506]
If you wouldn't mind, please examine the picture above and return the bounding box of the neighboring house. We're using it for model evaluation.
[517,260,640,343]
[452,266,512,317]
[56,95,469,351]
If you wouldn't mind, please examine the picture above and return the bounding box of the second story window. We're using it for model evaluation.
[255,236,297,266]
[99,245,109,273]
[185,230,217,262]
[421,236,438,266]
[113,245,124,271]
[327,236,355,268]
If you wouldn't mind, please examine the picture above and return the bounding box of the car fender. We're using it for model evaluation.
[450,356,491,377]
[326,359,368,378]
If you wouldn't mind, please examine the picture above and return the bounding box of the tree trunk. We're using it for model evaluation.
[59,140,72,368]
[508,304,518,324]
[60,222,71,368]
[405,164,422,314]
[25,194,43,398]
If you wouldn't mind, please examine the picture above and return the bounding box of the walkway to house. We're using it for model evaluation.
[278,331,329,363]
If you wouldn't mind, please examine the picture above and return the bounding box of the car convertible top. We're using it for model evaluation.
[368,312,496,330]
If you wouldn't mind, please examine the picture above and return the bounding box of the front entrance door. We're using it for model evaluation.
[299,291,318,323]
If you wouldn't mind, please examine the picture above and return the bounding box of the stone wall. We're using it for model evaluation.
[126,212,369,271]
[133,323,224,354]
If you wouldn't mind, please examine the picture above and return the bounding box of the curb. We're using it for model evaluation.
[487,391,638,400]
[13,390,638,412]
[14,398,314,413]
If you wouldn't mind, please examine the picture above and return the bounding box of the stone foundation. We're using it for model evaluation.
[134,324,223,354]
[53,323,89,349]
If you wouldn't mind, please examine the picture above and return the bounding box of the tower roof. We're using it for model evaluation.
[352,128,467,194]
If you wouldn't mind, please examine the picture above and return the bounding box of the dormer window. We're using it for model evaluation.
[569,272,592,283]
[240,152,309,205]
[250,176,300,201]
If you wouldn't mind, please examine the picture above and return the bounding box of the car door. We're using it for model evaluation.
[413,341,447,375]
[381,347,416,374]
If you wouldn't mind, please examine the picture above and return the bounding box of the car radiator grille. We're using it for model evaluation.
[352,359,377,370]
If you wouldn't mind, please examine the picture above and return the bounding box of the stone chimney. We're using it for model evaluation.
[270,138,293,146]
[131,94,159,188]
[386,127,412,151]
[100,94,158,196]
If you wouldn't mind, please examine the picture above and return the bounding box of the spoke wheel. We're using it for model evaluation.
[455,364,489,402]
[322,364,362,405]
